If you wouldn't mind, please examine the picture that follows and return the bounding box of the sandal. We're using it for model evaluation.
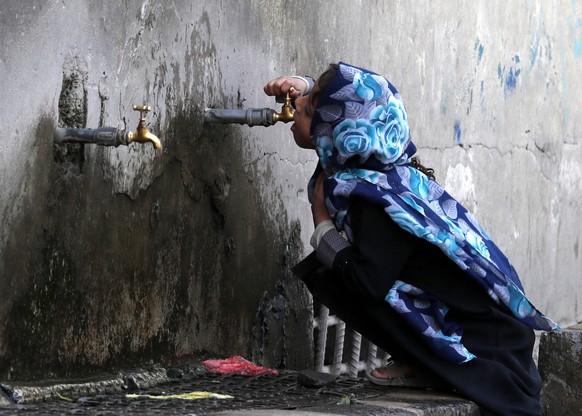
[366,359,441,389]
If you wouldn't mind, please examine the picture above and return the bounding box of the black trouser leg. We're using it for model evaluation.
[302,270,541,416]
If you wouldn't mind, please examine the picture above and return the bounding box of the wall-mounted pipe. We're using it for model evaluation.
[204,108,279,127]
[54,126,125,146]
[204,91,294,127]
[54,105,162,150]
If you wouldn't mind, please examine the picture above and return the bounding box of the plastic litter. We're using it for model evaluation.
[56,393,73,402]
[202,355,279,376]
[126,391,233,400]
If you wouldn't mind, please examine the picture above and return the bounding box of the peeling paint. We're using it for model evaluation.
[444,163,477,215]
[558,155,582,197]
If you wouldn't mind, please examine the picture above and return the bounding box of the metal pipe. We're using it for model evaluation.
[204,108,278,127]
[54,127,125,147]
[204,91,295,127]
[54,105,162,150]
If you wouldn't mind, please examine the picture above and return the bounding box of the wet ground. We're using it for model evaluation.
[0,369,478,415]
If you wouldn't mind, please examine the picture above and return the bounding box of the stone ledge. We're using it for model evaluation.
[0,366,168,404]
[212,388,479,416]
[360,389,479,416]
[539,324,582,415]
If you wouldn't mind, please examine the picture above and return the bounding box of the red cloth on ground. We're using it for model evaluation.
[202,355,279,376]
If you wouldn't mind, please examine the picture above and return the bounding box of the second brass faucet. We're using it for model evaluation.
[204,89,295,127]
[272,89,295,123]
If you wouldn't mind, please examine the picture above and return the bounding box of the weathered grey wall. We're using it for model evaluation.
[0,0,580,380]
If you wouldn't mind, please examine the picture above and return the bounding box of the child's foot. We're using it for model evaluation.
[369,361,415,380]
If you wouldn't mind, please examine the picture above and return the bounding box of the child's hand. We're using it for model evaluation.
[263,76,305,99]
[311,172,331,226]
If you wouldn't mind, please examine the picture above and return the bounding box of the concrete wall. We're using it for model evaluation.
[0,0,580,380]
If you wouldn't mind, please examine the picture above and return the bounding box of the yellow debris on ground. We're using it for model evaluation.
[126,391,234,400]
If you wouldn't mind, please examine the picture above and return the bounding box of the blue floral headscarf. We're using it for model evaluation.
[308,62,558,364]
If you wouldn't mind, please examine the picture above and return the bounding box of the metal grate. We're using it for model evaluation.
[313,304,388,378]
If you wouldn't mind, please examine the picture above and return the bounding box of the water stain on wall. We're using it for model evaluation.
[1,102,312,380]
[54,58,88,175]
[0,12,314,379]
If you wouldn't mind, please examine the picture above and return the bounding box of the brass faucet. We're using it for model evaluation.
[272,89,295,123]
[126,105,162,150]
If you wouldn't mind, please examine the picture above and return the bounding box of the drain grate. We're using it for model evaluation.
[3,372,391,415]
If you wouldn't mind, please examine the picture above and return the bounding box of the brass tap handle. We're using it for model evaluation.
[133,105,152,114]
[272,89,295,124]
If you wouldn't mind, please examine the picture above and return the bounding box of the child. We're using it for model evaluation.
[264,62,557,415]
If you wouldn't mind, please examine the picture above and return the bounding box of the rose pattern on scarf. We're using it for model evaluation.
[368,98,410,164]
[334,119,377,162]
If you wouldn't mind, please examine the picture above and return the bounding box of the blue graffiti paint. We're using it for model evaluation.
[454,121,462,145]
[505,67,519,93]
[513,54,521,63]
[475,39,484,63]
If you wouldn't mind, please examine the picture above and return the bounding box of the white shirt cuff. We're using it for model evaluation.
[310,219,335,249]
[291,75,312,96]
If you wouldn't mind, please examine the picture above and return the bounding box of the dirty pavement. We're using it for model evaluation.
[0,358,478,415]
